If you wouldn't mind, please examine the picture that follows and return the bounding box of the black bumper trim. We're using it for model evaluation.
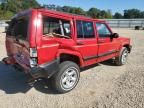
[30,59,59,79]
[83,50,119,61]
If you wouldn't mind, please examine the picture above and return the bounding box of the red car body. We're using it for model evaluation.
[3,9,131,92]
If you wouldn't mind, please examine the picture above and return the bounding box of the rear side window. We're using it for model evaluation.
[7,17,29,40]
[76,20,95,38]
[43,17,71,37]
[96,23,111,38]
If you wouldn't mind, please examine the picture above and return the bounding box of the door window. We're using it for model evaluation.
[43,16,71,37]
[76,20,95,38]
[96,23,111,38]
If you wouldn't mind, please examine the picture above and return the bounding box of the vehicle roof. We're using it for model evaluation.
[13,8,105,22]
[37,8,104,22]
[12,9,32,19]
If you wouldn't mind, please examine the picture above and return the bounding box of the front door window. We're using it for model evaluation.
[96,23,112,38]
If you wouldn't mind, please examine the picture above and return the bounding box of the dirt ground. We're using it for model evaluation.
[0,28,143,108]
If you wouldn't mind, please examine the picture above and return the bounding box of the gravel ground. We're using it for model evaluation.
[0,28,143,108]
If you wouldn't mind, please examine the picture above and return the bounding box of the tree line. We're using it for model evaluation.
[0,0,40,19]
[44,5,113,19]
[0,0,144,20]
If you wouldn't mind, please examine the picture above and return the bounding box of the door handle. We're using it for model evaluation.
[77,42,85,45]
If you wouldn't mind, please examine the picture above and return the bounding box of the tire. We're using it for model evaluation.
[115,47,129,66]
[49,61,80,93]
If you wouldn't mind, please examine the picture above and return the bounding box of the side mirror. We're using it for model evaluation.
[111,33,119,38]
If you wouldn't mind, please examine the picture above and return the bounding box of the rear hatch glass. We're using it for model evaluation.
[7,16,29,40]
[6,16,30,68]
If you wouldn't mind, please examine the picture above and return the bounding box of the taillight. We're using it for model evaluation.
[30,48,37,57]
[30,48,38,67]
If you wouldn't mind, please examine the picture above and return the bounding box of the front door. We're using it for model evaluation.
[95,22,120,62]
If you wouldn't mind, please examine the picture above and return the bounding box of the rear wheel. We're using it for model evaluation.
[115,47,129,66]
[50,61,80,93]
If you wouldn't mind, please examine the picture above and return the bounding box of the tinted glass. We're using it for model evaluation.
[63,23,71,36]
[76,20,83,38]
[96,23,111,38]
[76,20,95,38]
[7,17,29,40]
[43,17,71,37]
[43,17,60,35]
[83,21,95,38]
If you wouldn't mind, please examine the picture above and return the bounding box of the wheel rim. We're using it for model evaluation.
[61,67,78,90]
[121,50,128,64]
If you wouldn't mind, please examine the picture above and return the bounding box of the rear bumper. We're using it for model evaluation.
[3,56,59,79]
[30,59,59,79]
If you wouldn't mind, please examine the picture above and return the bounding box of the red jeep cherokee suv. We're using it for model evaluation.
[3,9,132,93]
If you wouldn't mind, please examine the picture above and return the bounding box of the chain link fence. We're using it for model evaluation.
[104,19,144,28]
[0,19,144,28]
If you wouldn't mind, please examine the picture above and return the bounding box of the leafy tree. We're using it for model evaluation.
[98,10,112,19]
[72,7,86,15]
[124,9,141,18]
[140,11,144,18]
[62,6,85,15]
[113,12,123,19]
[87,8,100,18]
[0,0,40,19]
[106,9,112,19]
[99,10,107,18]
[0,1,144,20]
[22,0,40,10]
[62,6,71,12]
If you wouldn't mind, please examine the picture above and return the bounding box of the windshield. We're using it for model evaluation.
[7,16,29,40]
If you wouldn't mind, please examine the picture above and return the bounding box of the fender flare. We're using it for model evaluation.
[56,49,84,67]
[120,42,132,53]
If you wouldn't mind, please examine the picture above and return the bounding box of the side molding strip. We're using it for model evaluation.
[83,50,118,61]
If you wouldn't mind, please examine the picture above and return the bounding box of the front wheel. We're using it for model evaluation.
[115,47,129,66]
[50,61,80,93]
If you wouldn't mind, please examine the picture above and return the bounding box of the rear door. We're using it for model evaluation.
[95,22,120,62]
[37,13,74,65]
[75,20,98,66]
[6,15,30,69]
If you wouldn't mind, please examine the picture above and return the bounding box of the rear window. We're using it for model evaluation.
[43,16,71,38]
[7,17,29,40]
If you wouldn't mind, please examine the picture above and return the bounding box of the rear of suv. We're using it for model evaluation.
[3,9,132,93]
